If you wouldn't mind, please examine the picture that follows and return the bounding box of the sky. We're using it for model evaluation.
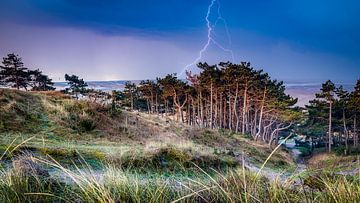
[0,0,359,83]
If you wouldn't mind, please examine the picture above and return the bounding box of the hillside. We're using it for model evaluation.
[0,88,295,171]
[1,89,359,202]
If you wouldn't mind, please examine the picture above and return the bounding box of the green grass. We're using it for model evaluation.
[0,152,359,203]
[0,131,358,203]
[0,131,358,202]
[2,89,359,202]
[0,89,296,172]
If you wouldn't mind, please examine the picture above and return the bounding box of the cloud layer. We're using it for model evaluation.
[0,0,359,82]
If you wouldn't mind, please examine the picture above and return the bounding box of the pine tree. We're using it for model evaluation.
[29,69,55,91]
[315,80,336,152]
[138,80,158,113]
[0,53,30,90]
[158,74,188,122]
[123,81,137,110]
[110,90,124,113]
[119,61,301,147]
[349,79,360,147]
[64,74,88,98]
[335,86,350,154]
[198,62,220,129]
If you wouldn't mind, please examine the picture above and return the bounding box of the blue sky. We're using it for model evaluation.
[0,0,359,82]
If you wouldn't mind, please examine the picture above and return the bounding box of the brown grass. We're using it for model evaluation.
[0,89,296,171]
[307,152,360,171]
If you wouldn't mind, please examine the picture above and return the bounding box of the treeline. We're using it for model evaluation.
[0,53,55,91]
[304,80,360,154]
[1,53,359,153]
[122,62,301,146]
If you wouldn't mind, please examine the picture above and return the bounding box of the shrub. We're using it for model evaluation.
[78,117,97,132]
[117,147,238,172]
[298,146,312,157]
[334,146,347,156]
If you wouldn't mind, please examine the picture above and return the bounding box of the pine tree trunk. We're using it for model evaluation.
[165,99,168,114]
[256,88,266,140]
[219,93,223,128]
[214,90,218,128]
[234,83,239,133]
[228,93,232,130]
[205,99,208,128]
[155,93,158,113]
[147,99,150,114]
[242,85,248,134]
[187,97,190,125]
[15,68,20,90]
[343,109,349,155]
[131,95,134,110]
[328,101,332,152]
[252,110,258,137]
[210,82,213,129]
[354,115,358,147]
[200,91,204,127]
[222,95,227,128]
[192,98,196,126]
[197,94,201,127]
[151,93,154,113]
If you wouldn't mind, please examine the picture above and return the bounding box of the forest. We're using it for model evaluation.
[1,53,359,154]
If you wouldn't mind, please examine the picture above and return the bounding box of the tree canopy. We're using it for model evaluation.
[0,53,55,91]
[64,74,88,98]
[305,79,359,154]
[128,62,301,146]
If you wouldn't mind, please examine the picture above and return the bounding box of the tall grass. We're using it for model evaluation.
[0,136,359,202]
[1,153,359,202]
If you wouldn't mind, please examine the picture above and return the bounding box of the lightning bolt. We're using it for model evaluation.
[180,0,234,76]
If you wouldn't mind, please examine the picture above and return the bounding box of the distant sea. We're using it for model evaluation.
[54,81,355,107]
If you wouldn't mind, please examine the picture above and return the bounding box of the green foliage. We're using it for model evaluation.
[65,106,98,133]
[0,53,54,91]
[123,81,137,109]
[334,146,360,156]
[64,74,88,96]
[0,53,30,90]
[297,146,312,157]
[28,69,55,91]
[109,90,124,114]
[118,146,238,172]
[317,80,336,101]
[305,79,360,152]
[78,117,97,132]
[349,80,360,113]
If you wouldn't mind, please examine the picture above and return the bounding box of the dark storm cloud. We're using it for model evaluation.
[0,0,359,82]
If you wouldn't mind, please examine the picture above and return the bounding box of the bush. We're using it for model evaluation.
[117,147,238,172]
[298,146,312,157]
[334,146,347,156]
[335,146,360,156]
[39,147,77,158]
[78,118,97,132]
[66,112,97,133]
[349,146,360,155]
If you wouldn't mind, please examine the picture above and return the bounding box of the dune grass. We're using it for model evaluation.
[1,89,359,202]
[1,153,359,203]
[0,89,297,172]
[0,135,359,203]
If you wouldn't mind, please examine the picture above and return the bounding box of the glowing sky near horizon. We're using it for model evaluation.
[0,0,359,82]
